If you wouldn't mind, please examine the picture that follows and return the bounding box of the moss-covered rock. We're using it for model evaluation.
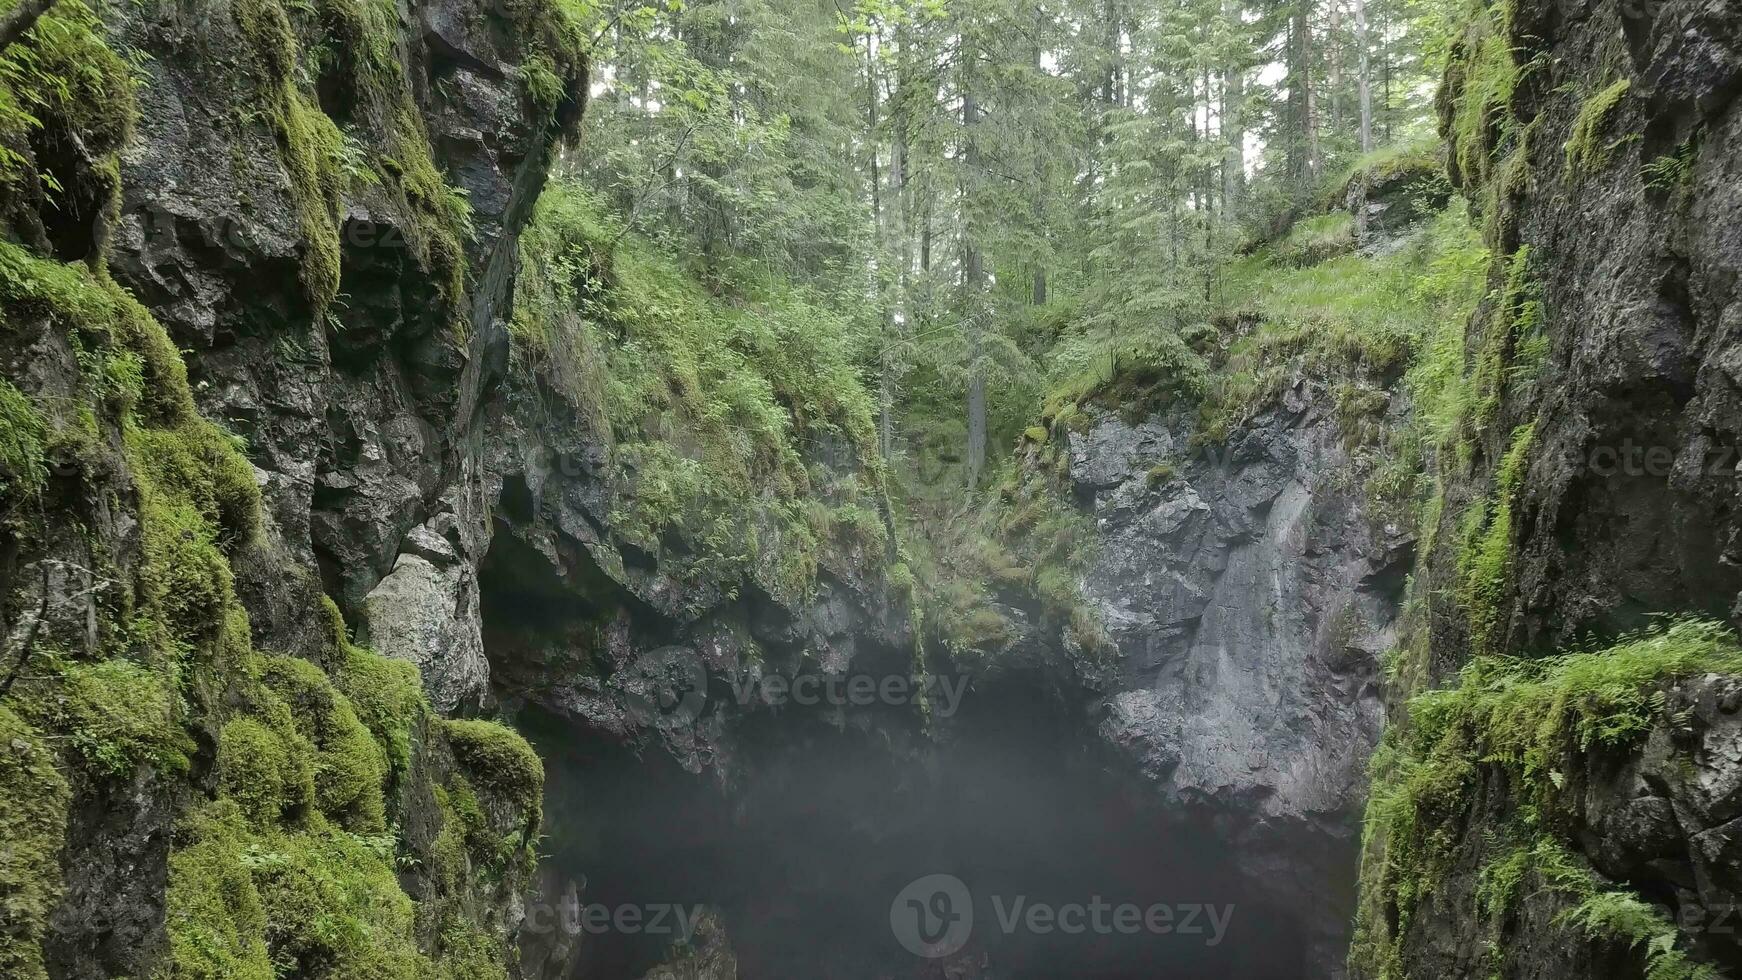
[443,718,545,813]
[0,707,71,980]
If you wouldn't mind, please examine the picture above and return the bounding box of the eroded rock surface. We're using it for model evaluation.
[1067,393,1406,975]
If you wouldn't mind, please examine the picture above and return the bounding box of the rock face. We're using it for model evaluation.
[1066,391,1406,976]
[1353,0,1742,977]
[32,0,904,974]
[362,525,488,713]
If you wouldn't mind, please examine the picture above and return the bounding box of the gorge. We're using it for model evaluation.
[1,0,1740,977]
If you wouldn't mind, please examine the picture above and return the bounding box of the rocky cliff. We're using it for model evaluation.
[0,0,917,974]
[1071,396,1404,974]
[12,0,1741,975]
[1351,0,1742,977]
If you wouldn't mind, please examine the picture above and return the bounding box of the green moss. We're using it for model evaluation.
[1203,204,1486,452]
[1328,137,1444,205]
[515,184,886,603]
[1353,620,1740,979]
[0,0,137,187]
[262,654,389,832]
[159,802,275,980]
[318,595,424,775]
[1565,79,1632,177]
[128,422,261,547]
[59,659,195,778]
[1275,211,1355,267]
[443,718,544,814]
[334,645,424,775]
[248,826,432,977]
[1440,1,1523,190]
[0,380,47,498]
[128,442,240,660]
[1468,244,1544,440]
[218,715,313,826]
[0,707,70,980]
[1457,422,1534,655]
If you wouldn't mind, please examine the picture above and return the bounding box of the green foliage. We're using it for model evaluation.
[1642,136,1696,192]
[0,2,565,977]
[443,718,545,814]
[0,379,46,498]
[261,654,390,832]
[59,659,195,777]
[0,707,70,980]
[514,183,887,603]
[906,450,1112,666]
[1440,1,1525,189]
[218,716,315,827]
[1456,422,1534,655]
[1564,79,1632,177]
[160,799,456,980]
[0,0,137,186]
[1329,137,1444,204]
[1352,620,1741,978]
[1202,203,1487,457]
[1560,885,1722,980]
[159,802,275,980]
[1468,244,1545,437]
[1275,211,1356,266]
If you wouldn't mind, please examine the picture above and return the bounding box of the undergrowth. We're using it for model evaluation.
[512,182,890,605]
[1351,619,1739,979]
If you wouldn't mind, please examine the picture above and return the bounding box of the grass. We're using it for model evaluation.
[1203,202,1487,456]
[1329,137,1443,201]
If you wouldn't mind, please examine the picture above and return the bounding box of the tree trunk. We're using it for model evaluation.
[1355,0,1373,153]
[1289,0,1321,183]
[1327,0,1342,140]
[1303,0,1321,180]
[1030,1,1047,307]
[1222,0,1245,214]
[961,77,988,491]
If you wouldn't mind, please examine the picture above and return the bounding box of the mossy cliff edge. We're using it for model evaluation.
[1351,0,1742,977]
[0,0,582,975]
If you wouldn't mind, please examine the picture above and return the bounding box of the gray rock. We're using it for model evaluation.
[362,544,488,713]
[1071,403,1400,977]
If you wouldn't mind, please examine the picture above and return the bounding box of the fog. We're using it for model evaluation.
[521,678,1321,979]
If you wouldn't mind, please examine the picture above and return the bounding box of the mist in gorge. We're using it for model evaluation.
[4,0,1741,975]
